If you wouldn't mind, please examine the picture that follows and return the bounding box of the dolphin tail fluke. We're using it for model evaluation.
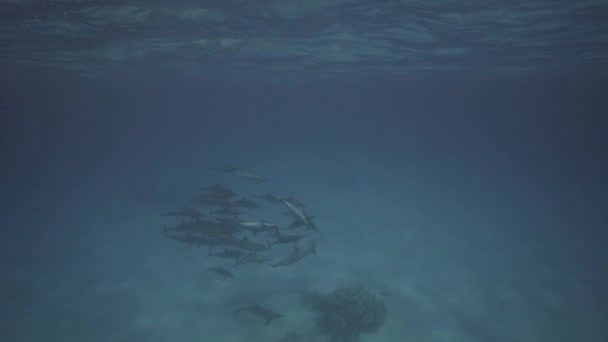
[305,215,317,230]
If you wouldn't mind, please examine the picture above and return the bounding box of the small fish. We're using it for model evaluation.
[208,266,235,280]
[235,303,284,325]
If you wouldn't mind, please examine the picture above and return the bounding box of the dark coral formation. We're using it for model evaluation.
[301,286,387,342]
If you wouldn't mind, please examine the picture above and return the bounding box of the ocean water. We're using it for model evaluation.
[1,1,607,342]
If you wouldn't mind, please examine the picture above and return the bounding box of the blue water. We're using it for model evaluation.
[1,77,606,341]
[1,1,608,341]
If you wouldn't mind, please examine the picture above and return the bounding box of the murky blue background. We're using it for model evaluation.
[1,1,607,341]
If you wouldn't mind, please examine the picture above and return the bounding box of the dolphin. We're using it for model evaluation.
[282,199,308,225]
[233,253,270,267]
[199,184,235,199]
[271,239,317,267]
[228,198,258,210]
[208,248,246,260]
[163,232,219,248]
[270,232,305,245]
[254,192,283,204]
[208,266,235,280]
[197,195,233,207]
[164,219,237,236]
[160,206,204,219]
[234,171,267,184]
[282,199,317,230]
[212,163,240,173]
[235,303,284,325]
[211,207,242,218]
[234,220,279,235]
[225,236,271,254]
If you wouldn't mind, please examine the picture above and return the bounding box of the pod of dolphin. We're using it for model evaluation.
[159,163,321,326]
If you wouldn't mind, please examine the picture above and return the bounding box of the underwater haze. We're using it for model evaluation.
[1,1,607,341]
